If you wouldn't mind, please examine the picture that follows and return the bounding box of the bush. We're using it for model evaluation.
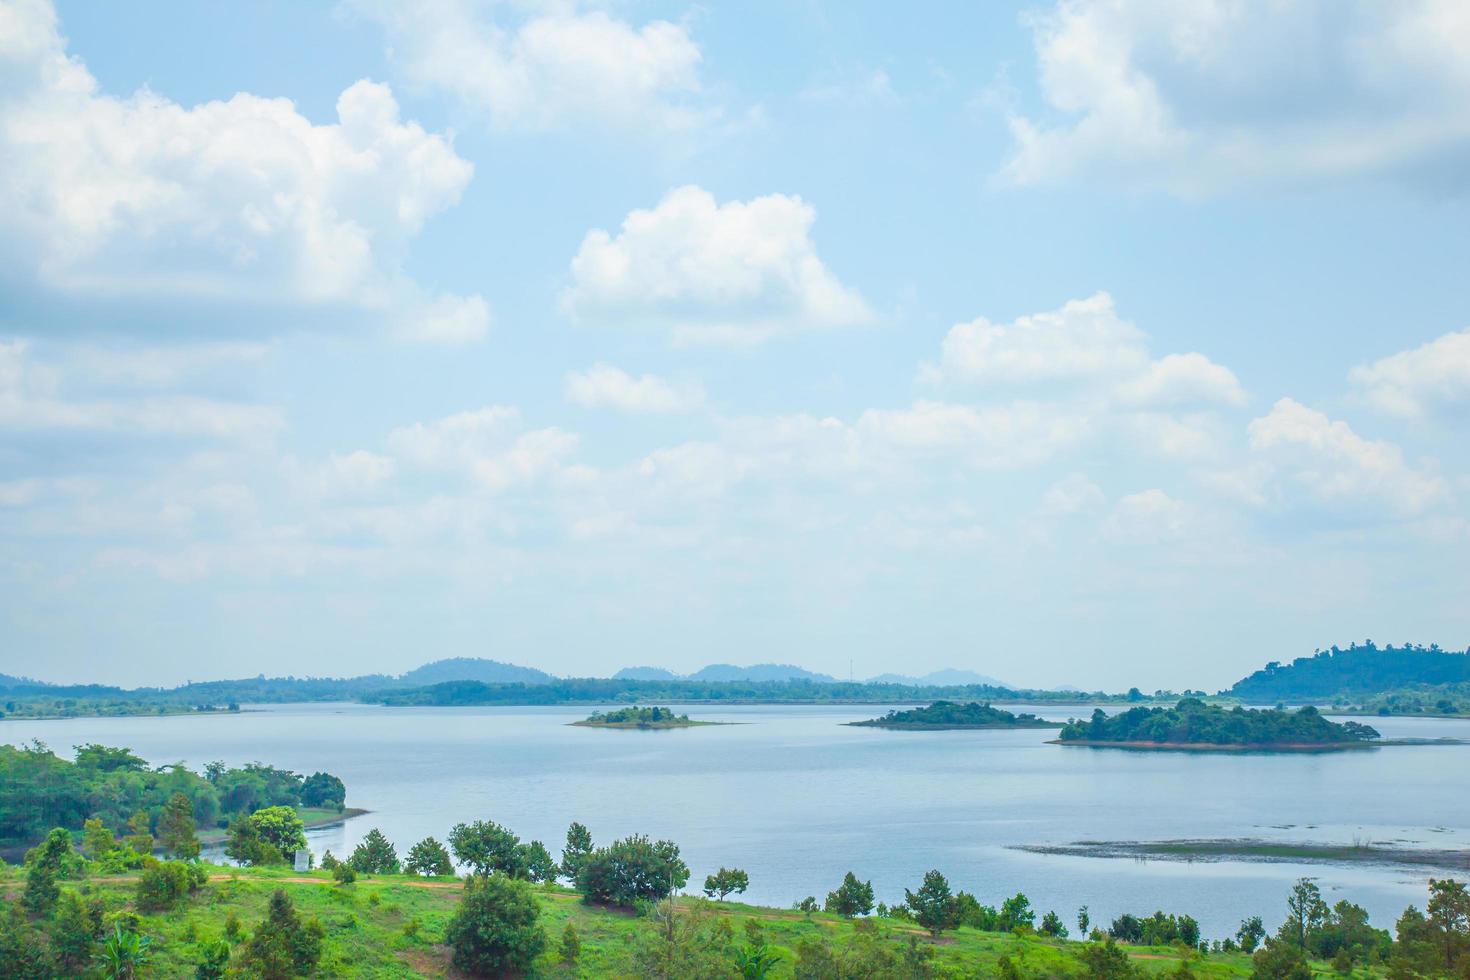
[333,862,357,886]
[136,860,193,911]
[239,890,324,978]
[446,874,546,976]
[576,834,690,907]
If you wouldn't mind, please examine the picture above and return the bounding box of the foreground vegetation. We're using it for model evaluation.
[1058,700,1381,749]
[6,792,1469,978]
[849,701,1059,730]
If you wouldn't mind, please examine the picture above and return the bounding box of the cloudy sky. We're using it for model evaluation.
[2,0,1468,689]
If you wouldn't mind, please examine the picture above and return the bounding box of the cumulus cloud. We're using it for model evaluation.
[562,186,873,346]
[387,406,579,492]
[926,292,1243,409]
[1348,327,1470,419]
[1247,398,1449,517]
[349,0,707,132]
[1003,0,1470,194]
[564,364,704,414]
[1102,489,1188,544]
[0,339,282,442]
[0,0,482,339]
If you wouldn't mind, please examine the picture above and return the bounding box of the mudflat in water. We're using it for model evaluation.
[4,702,1466,939]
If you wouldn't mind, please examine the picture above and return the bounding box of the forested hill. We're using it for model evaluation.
[1228,643,1470,701]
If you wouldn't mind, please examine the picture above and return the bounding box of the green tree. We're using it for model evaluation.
[1079,905,1091,935]
[445,873,547,976]
[1001,892,1035,931]
[348,828,400,874]
[576,834,690,907]
[95,924,152,980]
[158,792,200,860]
[194,938,230,980]
[1283,878,1329,949]
[1078,937,1141,979]
[704,867,750,901]
[905,869,956,938]
[1425,877,1470,973]
[561,821,593,882]
[1042,909,1070,937]
[405,836,454,876]
[796,896,819,918]
[136,860,195,911]
[51,890,104,974]
[1251,937,1312,980]
[23,826,74,915]
[560,922,581,962]
[332,862,357,886]
[223,815,281,867]
[823,871,875,917]
[449,819,526,877]
[248,806,307,856]
[299,772,345,810]
[1237,916,1266,953]
[0,902,58,979]
[522,839,559,883]
[239,889,324,979]
[124,810,153,857]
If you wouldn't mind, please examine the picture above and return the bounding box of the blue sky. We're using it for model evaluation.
[2,0,1467,688]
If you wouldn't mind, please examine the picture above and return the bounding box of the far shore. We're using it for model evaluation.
[1049,738,1378,752]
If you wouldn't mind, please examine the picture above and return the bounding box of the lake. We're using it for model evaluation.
[4,702,1467,939]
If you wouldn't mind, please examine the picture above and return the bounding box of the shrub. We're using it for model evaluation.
[446,874,547,976]
[333,862,357,886]
[136,860,192,911]
[576,834,690,907]
[239,890,324,978]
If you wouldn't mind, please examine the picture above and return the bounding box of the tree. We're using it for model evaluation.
[576,834,690,907]
[51,891,104,974]
[248,806,307,856]
[796,896,819,918]
[1042,910,1070,937]
[1001,892,1035,931]
[224,816,281,867]
[405,836,454,876]
[522,839,559,884]
[1078,937,1141,979]
[1425,877,1470,973]
[24,827,74,915]
[905,869,956,938]
[823,871,875,917]
[560,922,581,962]
[239,889,324,979]
[95,924,151,980]
[157,792,200,860]
[1079,905,1091,935]
[136,860,196,911]
[299,772,345,810]
[704,867,750,901]
[1237,916,1266,953]
[194,939,230,980]
[333,862,357,886]
[561,821,594,882]
[449,820,526,877]
[348,828,400,874]
[445,873,546,977]
[124,811,153,857]
[1284,878,1328,949]
[632,898,730,979]
[1251,937,1312,980]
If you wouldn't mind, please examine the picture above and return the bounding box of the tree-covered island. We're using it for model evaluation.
[1056,699,1381,750]
[849,701,1061,730]
[570,706,719,729]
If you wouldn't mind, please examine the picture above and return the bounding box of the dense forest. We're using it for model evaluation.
[1227,642,1470,700]
[849,701,1058,729]
[0,742,345,854]
[1336,682,1470,717]
[1058,700,1381,747]
[574,706,702,728]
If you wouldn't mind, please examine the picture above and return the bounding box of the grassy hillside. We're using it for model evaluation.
[0,863,1361,978]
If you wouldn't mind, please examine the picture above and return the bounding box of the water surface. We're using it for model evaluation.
[4,702,1466,939]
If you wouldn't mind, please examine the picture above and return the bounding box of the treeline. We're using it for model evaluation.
[1335,681,1470,717]
[583,706,692,725]
[1058,700,1381,746]
[369,677,1101,707]
[1228,641,1470,700]
[0,742,344,853]
[849,700,1054,729]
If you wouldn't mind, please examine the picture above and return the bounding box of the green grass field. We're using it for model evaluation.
[1,863,1369,977]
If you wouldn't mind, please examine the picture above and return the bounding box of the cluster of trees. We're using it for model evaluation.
[850,700,1053,729]
[1229,641,1470,700]
[1107,910,1201,947]
[0,741,345,853]
[1339,681,1470,717]
[1058,699,1380,746]
[581,705,694,726]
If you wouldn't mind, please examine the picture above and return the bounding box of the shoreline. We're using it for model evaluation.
[847,721,1062,731]
[1014,838,1470,872]
[1049,738,1378,752]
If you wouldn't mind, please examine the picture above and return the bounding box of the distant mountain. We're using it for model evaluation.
[866,669,1013,689]
[686,663,838,683]
[398,658,556,687]
[1228,643,1470,701]
[612,666,682,681]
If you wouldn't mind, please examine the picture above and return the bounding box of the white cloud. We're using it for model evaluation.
[1247,398,1449,517]
[386,406,578,492]
[1039,473,1105,518]
[562,185,872,346]
[1004,0,1470,194]
[397,294,492,344]
[1348,327,1470,419]
[927,292,1243,409]
[564,364,704,414]
[349,0,707,133]
[855,400,1086,467]
[1102,489,1188,544]
[291,451,396,499]
[0,339,282,441]
[1,0,482,338]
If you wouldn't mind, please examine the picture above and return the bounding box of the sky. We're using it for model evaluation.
[2,0,1468,690]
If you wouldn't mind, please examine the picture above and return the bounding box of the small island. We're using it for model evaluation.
[571,706,720,730]
[848,701,1061,730]
[1055,699,1381,750]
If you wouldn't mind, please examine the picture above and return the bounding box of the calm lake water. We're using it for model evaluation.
[4,702,1467,939]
